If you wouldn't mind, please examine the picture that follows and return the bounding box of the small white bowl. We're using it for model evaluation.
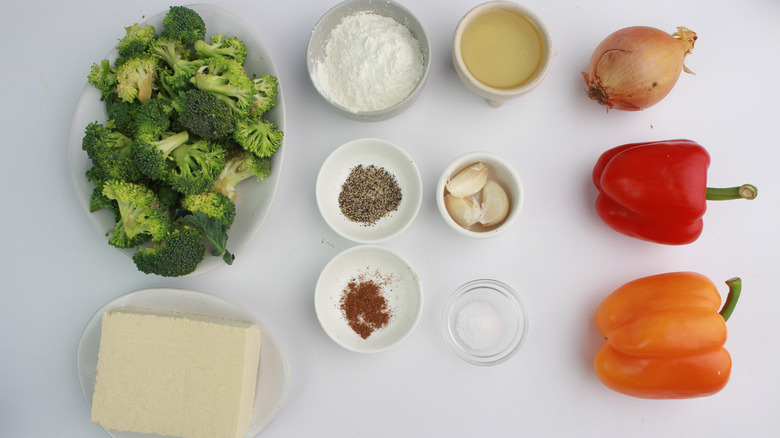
[442,279,529,366]
[307,0,431,121]
[436,152,523,238]
[452,1,553,108]
[315,245,423,353]
[316,138,423,243]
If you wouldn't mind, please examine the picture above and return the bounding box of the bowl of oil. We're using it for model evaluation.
[452,1,553,107]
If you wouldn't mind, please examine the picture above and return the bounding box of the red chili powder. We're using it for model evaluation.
[340,277,393,339]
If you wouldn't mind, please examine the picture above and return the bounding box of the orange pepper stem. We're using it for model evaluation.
[719,277,742,322]
[705,184,758,201]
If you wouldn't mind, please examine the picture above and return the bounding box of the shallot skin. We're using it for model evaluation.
[583,26,697,111]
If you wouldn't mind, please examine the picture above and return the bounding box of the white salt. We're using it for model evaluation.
[456,300,504,351]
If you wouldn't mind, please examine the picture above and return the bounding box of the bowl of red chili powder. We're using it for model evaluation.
[315,245,423,352]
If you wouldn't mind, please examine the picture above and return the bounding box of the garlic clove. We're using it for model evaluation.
[479,180,510,227]
[446,162,488,198]
[445,194,482,228]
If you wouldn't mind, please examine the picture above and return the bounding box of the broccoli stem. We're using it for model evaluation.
[155,131,190,157]
[138,74,153,102]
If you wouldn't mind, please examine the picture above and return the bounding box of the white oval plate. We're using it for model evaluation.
[67,4,286,276]
[77,288,290,438]
[315,245,423,353]
[315,138,423,243]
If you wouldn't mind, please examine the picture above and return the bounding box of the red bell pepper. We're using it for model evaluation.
[592,139,757,245]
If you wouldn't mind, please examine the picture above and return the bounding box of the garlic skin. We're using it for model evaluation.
[446,162,488,198]
[445,194,482,228]
[479,180,510,226]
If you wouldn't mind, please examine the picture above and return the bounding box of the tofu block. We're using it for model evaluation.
[90,306,261,438]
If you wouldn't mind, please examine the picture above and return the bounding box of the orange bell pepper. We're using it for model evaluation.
[594,272,741,399]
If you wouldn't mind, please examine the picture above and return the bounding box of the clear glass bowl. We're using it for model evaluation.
[442,279,528,365]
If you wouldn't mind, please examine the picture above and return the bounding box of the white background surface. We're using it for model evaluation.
[2,0,779,436]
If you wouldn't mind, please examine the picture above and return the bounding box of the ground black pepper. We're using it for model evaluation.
[338,164,402,226]
[340,274,393,339]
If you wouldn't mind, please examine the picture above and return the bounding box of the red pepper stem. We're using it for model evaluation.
[719,277,742,322]
[705,184,758,201]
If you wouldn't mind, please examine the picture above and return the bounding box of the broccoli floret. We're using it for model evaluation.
[116,55,157,102]
[82,121,140,219]
[250,74,278,116]
[147,180,182,208]
[161,6,206,45]
[181,192,236,228]
[102,179,172,247]
[149,36,203,92]
[163,58,205,92]
[212,148,271,202]
[132,130,191,180]
[178,212,234,265]
[132,225,206,277]
[82,121,133,163]
[88,182,121,221]
[134,98,173,140]
[149,36,189,68]
[117,23,157,59]
[106,220,151,248]
[88,59,117,99]
[177,88,235,139]
[190,57,254,115]
[167,138,226,194]
[233,114,283,158]
[194,34,247,65]
[82,121,144,188]
[104,94,139,136]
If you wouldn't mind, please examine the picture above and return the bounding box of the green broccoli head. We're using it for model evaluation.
[117,23,158,59]
[212,148,272,202]
[106,220,151,248]
[181,191,236,228]
[134,98,174,140]
[147,180,182,208]
[116,55,158,102]
[102,179,172,246]
[250,74,278,116]
[87,180,121,221]
[163,58,206,93]
[149,36,189,69]
[104,94,139,136]
[161,6,206,45]
[233,114,283,158]
[82,121,144,191]
[190,57,254,116]
[167,138,227,195]
[132,130,191,180]
[132,225,206,277]
[177,88,235,140]
[88,59,117,99]
[194,34,248,65]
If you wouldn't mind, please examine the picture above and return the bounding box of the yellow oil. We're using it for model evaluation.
[460,9,545,89]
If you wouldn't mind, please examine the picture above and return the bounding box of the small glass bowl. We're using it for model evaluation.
[442,279,528,366]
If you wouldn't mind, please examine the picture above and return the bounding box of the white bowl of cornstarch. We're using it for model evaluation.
[307,0,431,121]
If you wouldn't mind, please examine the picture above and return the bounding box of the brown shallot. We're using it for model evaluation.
[582,26,697,111]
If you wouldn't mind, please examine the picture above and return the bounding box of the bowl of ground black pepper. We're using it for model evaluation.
[316,138,423,243]
[315,245,423,353]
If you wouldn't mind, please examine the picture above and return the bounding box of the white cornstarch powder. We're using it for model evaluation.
[313,12,424,112]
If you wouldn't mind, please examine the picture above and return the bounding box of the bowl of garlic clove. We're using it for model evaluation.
[436,152,523,238]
